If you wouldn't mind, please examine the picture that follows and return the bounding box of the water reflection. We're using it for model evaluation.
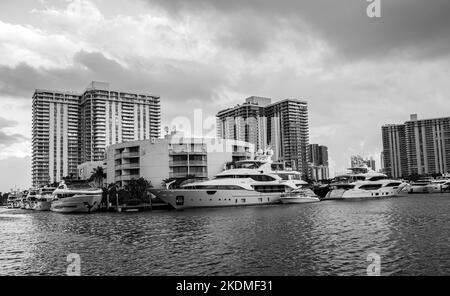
[1,194,450,275]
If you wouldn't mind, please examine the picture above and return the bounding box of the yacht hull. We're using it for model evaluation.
[327,184,407,200]
[150,189,281,210]
[280,197,320,204]
[51,194,102,213]
[408,185,428,194]
[425,184,450,193]
[34,200,52,211]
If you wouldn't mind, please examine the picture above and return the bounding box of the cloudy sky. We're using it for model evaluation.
[1,0,450,192]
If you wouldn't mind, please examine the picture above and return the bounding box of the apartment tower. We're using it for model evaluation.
[32,81,161,186]
[217,97,310,177]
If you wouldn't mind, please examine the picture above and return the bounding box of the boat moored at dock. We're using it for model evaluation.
[33,187,57,211]
[50,183,103,213]
[424,179,450,193]
[323,166,408,200]
[150,150,299,210]
[408,177,435,193]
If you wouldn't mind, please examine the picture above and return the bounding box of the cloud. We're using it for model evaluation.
[0,116,28,146]
[142,0,450,60]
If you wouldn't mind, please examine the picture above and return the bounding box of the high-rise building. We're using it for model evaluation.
[381,124,408,178]
[308,144,329,181]
[80,82,160,163]
[217,97,310,177]
[216,96,269,151]
[32,90,81,187]
[382,114,450,178]
[32,81,161,187]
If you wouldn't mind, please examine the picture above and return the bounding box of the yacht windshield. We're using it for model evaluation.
[234,161,264,169]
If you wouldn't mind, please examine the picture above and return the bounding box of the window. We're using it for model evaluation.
[241,198,246,203]
[359,184,383,190]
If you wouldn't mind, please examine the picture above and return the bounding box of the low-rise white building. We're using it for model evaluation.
[105,134,254,188]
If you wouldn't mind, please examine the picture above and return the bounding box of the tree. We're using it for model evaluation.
[90,166,106,188]
[162,175,199,189]
[124,177,153,203]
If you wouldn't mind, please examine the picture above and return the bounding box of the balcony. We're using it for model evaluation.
[169,160,207,167]
[116,174,140,181]
[123,151,140,158]
[169,172,208,178]
[117,163,141,170]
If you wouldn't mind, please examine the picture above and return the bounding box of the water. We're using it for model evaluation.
[1,194,450,276]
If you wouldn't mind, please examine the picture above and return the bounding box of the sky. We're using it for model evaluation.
[1,0,450,192]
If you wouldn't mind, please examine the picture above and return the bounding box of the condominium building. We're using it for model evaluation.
[105,133,254,188]
[381,124,408,178]
[217,96,310,177]
[32,81,161,187]
[32,90,81,186]
[381,114,450,178]
[80,82,160,163]
[309,144,329,181]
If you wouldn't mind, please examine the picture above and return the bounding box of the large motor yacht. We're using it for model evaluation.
[424,179,450,193]
[150,150,299,210]
[24,188,39,210]
[408,177,435,193]
[50,182,103,213]
[33,187,57,211]
[323,166,408,200]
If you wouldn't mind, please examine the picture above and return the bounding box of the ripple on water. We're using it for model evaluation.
[1,194,450,275]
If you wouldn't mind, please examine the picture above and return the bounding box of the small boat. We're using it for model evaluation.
[280,189,320,204]
[50,182,103,214]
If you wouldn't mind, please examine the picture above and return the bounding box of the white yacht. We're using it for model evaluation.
[6,192,21,209]
[24,188,39,210]
[424,179,450,193]
[408,177,435,193]
[50,182,103,213]
[324,166,408,200]
[280,189,320,204]
[150,151,299,210]
[273,169,320,203]
[33,187,56,211]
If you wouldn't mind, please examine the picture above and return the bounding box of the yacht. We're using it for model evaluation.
[150,150,299,210]
[33,187,56,211]
[24,188,39,210]
[280,189,320,204]
[324,166,408,200]
[273,169,320,203]
[6,192,21,209]
[408,177,435,193]
[424,179,450,193]
[50,182,103,213]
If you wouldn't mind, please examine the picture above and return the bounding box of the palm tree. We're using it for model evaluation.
[125,178,153,203]
[90,166,106,188]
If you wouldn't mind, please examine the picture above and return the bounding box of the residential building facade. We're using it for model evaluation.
[217,96,310,178]
[308,144,329,181]
[105,133,254,188]
[32,81,161,187]
[382,114,450,178]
